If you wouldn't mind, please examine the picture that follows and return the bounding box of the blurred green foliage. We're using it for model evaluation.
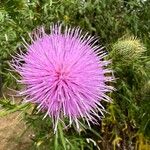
[0,0,150,149]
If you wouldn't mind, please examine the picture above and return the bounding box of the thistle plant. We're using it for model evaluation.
[0,1,149,149]
[102,36,150,149]
[11,23,114,132]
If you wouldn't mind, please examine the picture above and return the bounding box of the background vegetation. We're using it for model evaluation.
[0,0,150,149]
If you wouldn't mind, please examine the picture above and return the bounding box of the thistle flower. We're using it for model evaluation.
[112,36,146,62]
[12,24,114,132]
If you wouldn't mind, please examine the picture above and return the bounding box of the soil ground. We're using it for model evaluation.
[0,89,33,150]
[0,112,32,150]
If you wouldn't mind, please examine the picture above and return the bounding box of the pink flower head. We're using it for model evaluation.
[12,24,114,132]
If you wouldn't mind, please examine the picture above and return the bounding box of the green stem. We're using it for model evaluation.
[54,128,58,150]
[58,122,66,150]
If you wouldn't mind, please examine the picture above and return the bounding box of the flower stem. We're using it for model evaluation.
[54,127,58,150]
[58,122,66,150]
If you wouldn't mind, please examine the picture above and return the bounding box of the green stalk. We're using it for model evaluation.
[54,128,58,150]
[58,122,66,150]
